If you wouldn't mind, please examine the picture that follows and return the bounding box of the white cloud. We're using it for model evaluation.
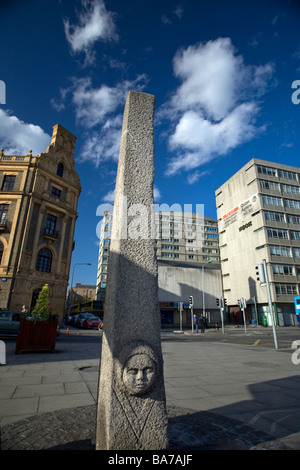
[153,186,161,201]
[55,75,147,129]
[187,170,209,185]
[79,126,121,165]
[64,0,118,64]
[0,109,50,155]
[54,74,148,165]
[161,5,184,24]
[167,103,259,175]
[174,6,184,19]
[164,37,274,176]
[102,189,115,203]
[72,78,122,127]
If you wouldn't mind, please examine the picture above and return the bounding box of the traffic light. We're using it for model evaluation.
[256,263,266,283]
[223,298,227,307]
[216,297,220,306]
[189,296,193,308]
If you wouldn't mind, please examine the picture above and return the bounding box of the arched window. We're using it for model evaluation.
[0,241,3,264]
[36,248,52,273]
[57,162,64,177]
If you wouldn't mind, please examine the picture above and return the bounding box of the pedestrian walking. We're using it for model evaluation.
[193,314,198,333]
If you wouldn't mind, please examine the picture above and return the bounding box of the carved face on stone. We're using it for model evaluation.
[122,353,156,396]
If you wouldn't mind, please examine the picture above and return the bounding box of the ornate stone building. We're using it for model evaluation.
[0,124,81,319]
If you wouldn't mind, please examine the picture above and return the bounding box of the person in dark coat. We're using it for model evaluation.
[199,314,206,333]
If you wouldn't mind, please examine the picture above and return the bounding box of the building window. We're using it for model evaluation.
[51,186,61,198]
[257,165,277,177]
[264,211,285,223]
[278,170,297,181]
[287,214,300,225]
[57,163,64,177]
[36,248,52,273]
[281,184,300,195]
[284,199,300,210]
[45,214,57,236]
[0,204,8,225]
[259,180,280,191]
[275,283,298,295]
[0,241,3,264]
[293,248,300,258]
[272,264,294,275]
[270,245,291,257]
[267,228,288,239]
[262,195,283,207]
[290,230,300,241]
[2,175,16,191]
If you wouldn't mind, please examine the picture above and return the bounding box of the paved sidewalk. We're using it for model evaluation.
[1,329,300,450]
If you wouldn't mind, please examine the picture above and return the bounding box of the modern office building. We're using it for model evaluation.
[215,158,300,326]
[96,210,113,301]
[0,124,81,319]
[96,210,223,327]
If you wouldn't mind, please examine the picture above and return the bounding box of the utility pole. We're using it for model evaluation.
[216,297,225,334]
[256,261,278,349]
[262,260,278,349]
[189,296,194,333]
[238,298,247,335]
[179,302,183,331]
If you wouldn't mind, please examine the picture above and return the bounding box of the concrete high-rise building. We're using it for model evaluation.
[96,210,113,301]
[215,158,300,326]
[0,124,81,319]
[96,210,223,327]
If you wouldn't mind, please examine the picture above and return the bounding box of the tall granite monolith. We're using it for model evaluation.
[95,91,168,450]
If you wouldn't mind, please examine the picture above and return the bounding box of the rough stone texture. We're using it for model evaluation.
[1,404,292,450]
[95,91,168,450]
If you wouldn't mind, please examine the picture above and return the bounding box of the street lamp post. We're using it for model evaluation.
[202,260,212,319]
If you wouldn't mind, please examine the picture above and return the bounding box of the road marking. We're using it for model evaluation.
[253,339,261,346]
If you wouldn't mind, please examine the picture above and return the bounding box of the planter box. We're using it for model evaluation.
[15,318,58,354]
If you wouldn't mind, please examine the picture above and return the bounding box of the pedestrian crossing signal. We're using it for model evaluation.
[256,264,265,283]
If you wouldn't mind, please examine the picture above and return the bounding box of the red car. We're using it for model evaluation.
[81,313,101,329]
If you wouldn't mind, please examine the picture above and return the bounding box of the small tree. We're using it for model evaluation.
[30,284,50,321]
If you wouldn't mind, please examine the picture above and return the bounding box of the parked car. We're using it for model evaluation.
[0,311,21,336]
[78,313,101,329]
[64,315,73,325]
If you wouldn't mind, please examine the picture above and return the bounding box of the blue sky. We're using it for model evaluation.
[1,0,300,286]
